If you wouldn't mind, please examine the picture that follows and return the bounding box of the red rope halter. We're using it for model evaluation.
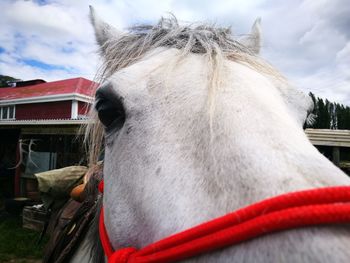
[98,182,350,263]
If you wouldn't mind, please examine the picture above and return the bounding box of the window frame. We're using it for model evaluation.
[0,105,16,120]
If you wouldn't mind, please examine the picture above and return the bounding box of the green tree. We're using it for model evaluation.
[0,75,21,87]
[307,92,350,130]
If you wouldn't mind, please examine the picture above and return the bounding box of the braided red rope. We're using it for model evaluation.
[98,182,350,263]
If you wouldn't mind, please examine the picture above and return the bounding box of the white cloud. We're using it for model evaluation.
[291,40,350,105]
[259,0,350,105]
[336,42,350,66]
[0,0,349,105]
[0,0,99,81]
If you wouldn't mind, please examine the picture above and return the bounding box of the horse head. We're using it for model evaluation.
[87,6,350,262]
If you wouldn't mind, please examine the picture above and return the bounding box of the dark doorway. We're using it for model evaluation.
[0,129,20,198]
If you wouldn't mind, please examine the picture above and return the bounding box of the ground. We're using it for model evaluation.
[0,210,47,263]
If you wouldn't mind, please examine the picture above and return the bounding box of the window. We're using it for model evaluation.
[0,105,15,120]
[2,107,7,119]
[9,106,14,119]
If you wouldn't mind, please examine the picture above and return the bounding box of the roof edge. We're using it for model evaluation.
[0,93,94,105]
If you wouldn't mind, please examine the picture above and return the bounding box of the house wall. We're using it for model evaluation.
[16,101,72,120]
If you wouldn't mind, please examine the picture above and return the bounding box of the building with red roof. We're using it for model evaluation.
[0,77,98,199]
[0,77,97,123]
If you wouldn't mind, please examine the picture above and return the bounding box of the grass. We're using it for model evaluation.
[0,215,47,263]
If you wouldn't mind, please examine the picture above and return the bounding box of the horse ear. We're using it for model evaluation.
[239,18,262,54]
[89,6,122,54]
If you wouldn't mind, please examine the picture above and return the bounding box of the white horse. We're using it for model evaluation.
[73,7,350,263]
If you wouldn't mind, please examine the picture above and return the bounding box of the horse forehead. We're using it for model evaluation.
[109,48,179,83]
[105,48,290,111]
[107,49,208,99]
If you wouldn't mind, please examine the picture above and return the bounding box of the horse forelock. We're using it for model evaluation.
[98,16,281,79]
[86,16,286,165]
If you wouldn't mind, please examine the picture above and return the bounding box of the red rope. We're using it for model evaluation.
[98,184,350,263]
[99,207,114,258]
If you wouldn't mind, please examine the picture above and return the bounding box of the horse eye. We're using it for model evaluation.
[95,91,125,131]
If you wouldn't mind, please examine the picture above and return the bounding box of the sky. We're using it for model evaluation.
[0,0,349,105]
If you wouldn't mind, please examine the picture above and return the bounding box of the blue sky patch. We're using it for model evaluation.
[0,47,5,53]
[61,46,76,53]
[22,59,67,71]
[34,0,50,6]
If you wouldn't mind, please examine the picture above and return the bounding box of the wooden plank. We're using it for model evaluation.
[309,139,350,144]
[305,129,350,147]
[22,206,48,232]
[309,140,350,147]
[22,217,45,232]
[308,137,350,141]
[23,206,47,221]
[305,128,350,134]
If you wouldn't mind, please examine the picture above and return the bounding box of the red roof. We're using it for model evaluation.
[0,77,98,100]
